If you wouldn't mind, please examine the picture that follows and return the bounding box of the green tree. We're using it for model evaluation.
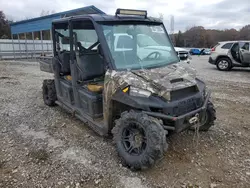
[175,31,184,47]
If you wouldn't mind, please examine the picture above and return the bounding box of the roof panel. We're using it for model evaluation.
[10,5,105,34]
[11,15,61,34]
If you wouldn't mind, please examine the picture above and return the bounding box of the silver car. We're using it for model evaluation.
[208,41,250,71]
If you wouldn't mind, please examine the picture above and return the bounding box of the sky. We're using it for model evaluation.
[1,0,250,32]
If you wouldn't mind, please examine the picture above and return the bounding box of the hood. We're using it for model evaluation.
[143,46,171,51]
[113,63,197,97]
[174,47,188,52]
[142,46,189,53]
[143,46,189,53]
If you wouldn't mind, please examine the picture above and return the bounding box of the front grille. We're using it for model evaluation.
[178,51,189,60]
[171,86,198,101]
[173,98,201,116]
[180,56,188,60]
[162,95,202,117]
[175,99,196,115]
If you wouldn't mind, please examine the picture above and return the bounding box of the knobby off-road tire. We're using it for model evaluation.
[42,79,57,106]
[190,101,216,132]
[112,111,168,170]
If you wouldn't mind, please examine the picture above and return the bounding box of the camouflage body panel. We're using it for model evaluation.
[103,63,198,127]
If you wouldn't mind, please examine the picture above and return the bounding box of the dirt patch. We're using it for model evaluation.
[29,149,49,162]
[0,58,250,188]
[0,161,5,169]
[0,76,11,80]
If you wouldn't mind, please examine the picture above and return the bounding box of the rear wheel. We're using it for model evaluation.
[112,111,167,170]
[42,79,57,106]
[216,58,232,71]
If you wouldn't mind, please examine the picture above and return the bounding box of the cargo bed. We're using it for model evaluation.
[39,56,53,73]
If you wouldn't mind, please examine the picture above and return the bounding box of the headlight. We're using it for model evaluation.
[203,86,208,98]
[162,91,171,101]
[129,87,151,98]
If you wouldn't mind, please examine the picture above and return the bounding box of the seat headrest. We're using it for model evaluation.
[97,44,104,56]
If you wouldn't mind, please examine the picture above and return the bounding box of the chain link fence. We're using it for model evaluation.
[0,39,53,60]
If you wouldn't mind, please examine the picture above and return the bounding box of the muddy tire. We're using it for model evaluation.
[216,57,232,71]
[190,101,216,131]
[112,111,167,170]
[42,79,57,106]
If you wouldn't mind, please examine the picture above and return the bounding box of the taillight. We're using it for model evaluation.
[211,43,219,52]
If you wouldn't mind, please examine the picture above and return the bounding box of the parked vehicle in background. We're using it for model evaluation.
[202,49,211,55]
[208,41,250,71]
[189,48,200,55]
[113,33,191,63]
[175,47,191,63]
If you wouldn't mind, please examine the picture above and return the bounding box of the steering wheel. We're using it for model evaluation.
[143,51,161,60]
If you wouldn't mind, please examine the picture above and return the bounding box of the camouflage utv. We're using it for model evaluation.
[40,9,216,170]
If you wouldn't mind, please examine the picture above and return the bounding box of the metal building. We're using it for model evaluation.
[3,5,105,59]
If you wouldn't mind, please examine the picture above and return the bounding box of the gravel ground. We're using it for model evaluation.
[0,56,250,188]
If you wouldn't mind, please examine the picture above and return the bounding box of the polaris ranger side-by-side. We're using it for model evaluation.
[40,9,216,170]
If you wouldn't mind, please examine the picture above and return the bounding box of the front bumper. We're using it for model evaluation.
[208,57,216,65]
[143,90,211,133]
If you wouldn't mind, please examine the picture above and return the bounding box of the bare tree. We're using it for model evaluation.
[40,10,46,16]
[239,25,250,40]
[0,11,11,39]
[40,10,56,16]
[175,31,184,47]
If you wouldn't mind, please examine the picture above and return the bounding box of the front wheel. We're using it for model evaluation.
[112,111,167,170]
[190,101,216,131]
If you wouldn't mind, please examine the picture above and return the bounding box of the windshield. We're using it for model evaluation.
[137,34,160,47]
[101,24,179,70]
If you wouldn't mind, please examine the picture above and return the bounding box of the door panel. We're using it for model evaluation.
[239,42,250,63]
[53,22,75,105]
[70,19,104,119]
[78,87,103,118]
[60,80,74,104]
[229,43,240,63]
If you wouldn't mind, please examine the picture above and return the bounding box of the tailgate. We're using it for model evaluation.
[39,57,53,73]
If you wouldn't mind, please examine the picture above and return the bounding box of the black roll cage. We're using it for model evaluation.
[51,16,174,71]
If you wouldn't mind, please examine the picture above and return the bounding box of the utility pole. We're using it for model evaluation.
[170,15,175,45]
[159,13,164,21]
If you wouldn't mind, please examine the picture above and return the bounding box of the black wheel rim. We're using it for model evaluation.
[121,121,147,156]
[201,111,208,126]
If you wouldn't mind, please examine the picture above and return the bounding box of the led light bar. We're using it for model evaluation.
[115,8,147,18]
